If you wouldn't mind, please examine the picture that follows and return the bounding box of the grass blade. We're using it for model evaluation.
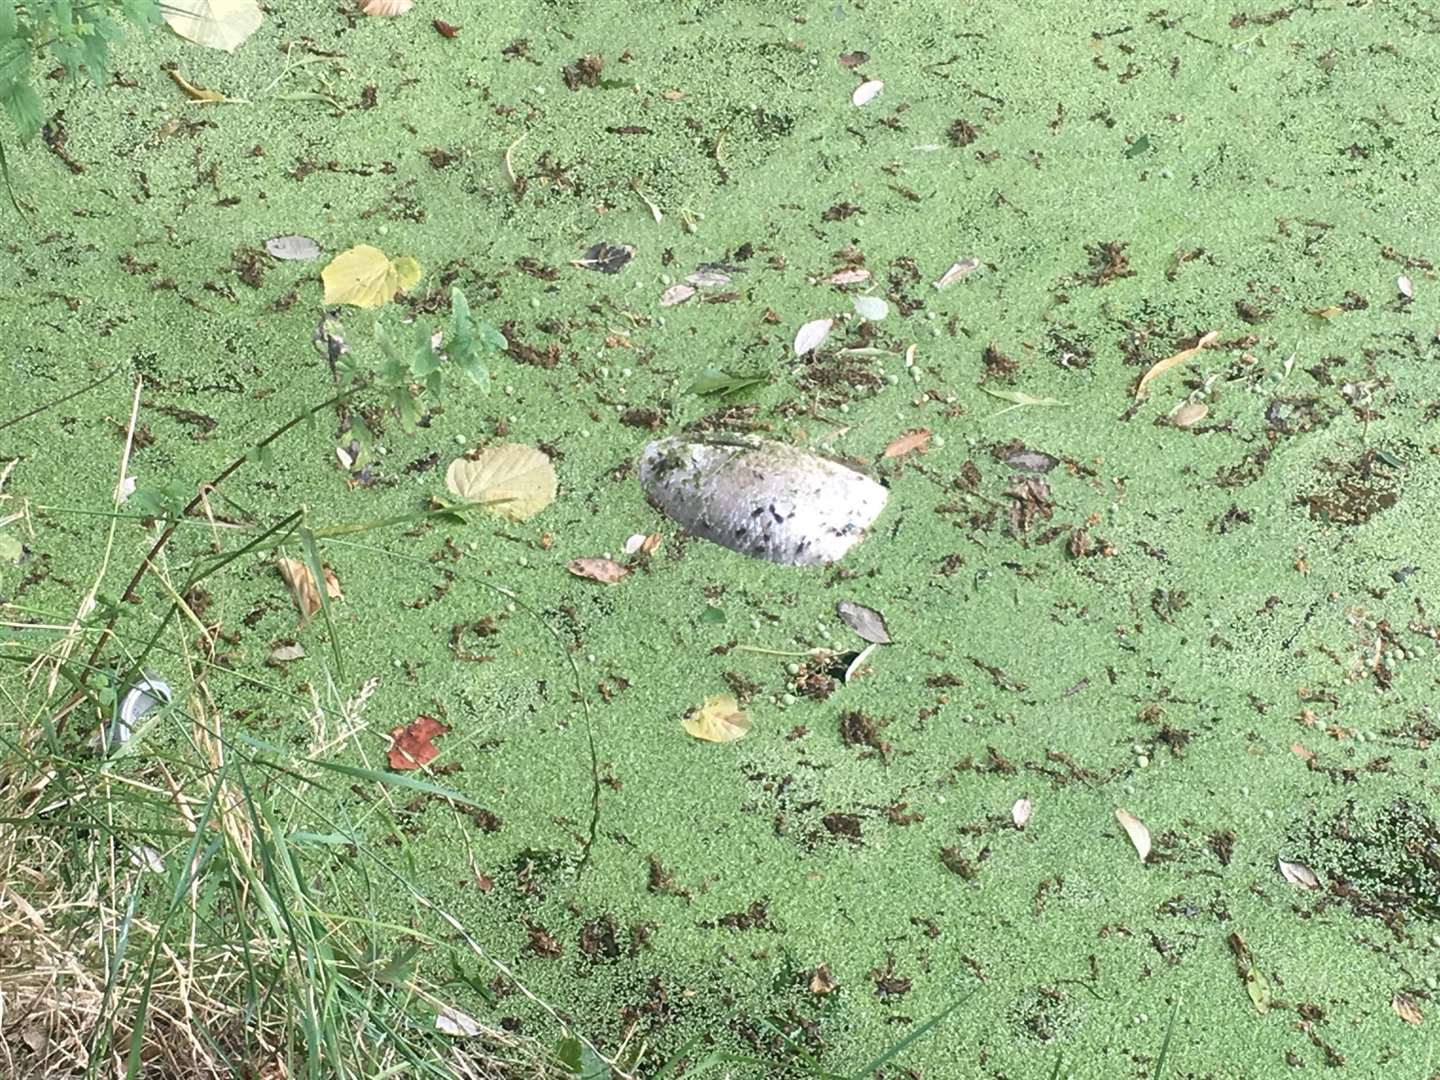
[1153,998,1180,1079]
[848,986,978,1080]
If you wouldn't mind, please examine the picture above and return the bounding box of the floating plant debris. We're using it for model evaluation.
[637,435,888,566]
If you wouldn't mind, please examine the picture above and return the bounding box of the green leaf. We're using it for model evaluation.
[0,1,15,39]
[556,1035,609,1078]
[686,366,770,399]
[411,321,442,378]
[1,79,42,142]
[1125,134,1152,159]
[447,287,494,392]
[375,323,408,384]
[478,321,507,351]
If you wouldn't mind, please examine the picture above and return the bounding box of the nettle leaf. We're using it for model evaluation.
[1,78,42,141]
[446,287,490,391]
[410,321,442,378]
[374,323,409,383]
[686,366,770,399]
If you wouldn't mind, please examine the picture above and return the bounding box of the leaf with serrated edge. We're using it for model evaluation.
[445,445,556,522]
[1114,808,1151,862]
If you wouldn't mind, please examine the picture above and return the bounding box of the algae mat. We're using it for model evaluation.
[3,0,1440,1075]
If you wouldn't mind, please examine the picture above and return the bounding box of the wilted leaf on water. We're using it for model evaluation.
[386,714,449,770]
[1170,401,1209,428]
[1012,798,1033,829]
[686,367,769,398]
[794,318,834,356]
[682,694,750,743]
[1290,742,1316,762]
[0,533,22,565]
[435,1006,481,1037]
[1392,993,1423,1026]
[1114,808,1151,862]
[623,534,647,555]
[934,257,980,290]
[445,445,556,522]
[265,234,322,261]
[266,643,306,665]
[838,51,868,68]
[809,965,838,994]
[162,0,263,51]
[167,69,228,102]
[1276,858,1320,890]
[687,267,732,287]
[852,79,884,106]
[322,245,422,309]
[1245,968,1271,1015]
[362,0,413,14]
[567,557,628,584]
[836,600,891,644]
[882,428,931,460]
[660,284,695,307]
[1002,447,1059,473]
[1135,330,1219,401]
[980,386,1068,415]
[433,18,461,37]
[826,268,870,285]
[570,242,635,274]
[276,558,341,624]
[1308,305,1344,319]
[1397,275,1415,300]
[852,295,889,321]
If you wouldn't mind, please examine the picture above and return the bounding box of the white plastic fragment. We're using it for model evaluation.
[638,436,888,566]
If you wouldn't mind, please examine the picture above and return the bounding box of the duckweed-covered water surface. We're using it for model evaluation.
[3,1,1440,1075]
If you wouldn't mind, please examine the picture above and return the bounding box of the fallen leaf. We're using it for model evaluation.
[852,79,884,106]
[1276,858,1320,890]
[1392,993,1423,1026]
[836,600,891,644]
[882,428,931,460]
[682,694,750,743]
[266,643,306,665]
[852,294,889,321]
[623,534,647,555]
[1135,330,1219,401]
[934,257,980,290]
[1012,798,1033,829]
[570,242,635,274]
[979,386,1068,415]
[838,51,868,68]
[1308,305,1344,319]
[432,18,461,37]
[794,318,834,357]
[361,0,413,14]
[265,234,322,261]
[1290,742,1316,762]
[660,283,696,307]
[567,557,628,584]
[1169,400,1209,428]
[809,965,838,995]
[687,267,732,287]
[1398,275,1415,300]
[686,367,769,398]
[167,69,227,102]
[276,558,341,624]
[640,532,662,555]
[445,445,557,522]
[435,1005,481,1037]
[387,714,449,771]
[826,268,871,285]
[162,0,263,51]
[0,533,22,565]
[1114,808,1151,862]
[321,245,422,309]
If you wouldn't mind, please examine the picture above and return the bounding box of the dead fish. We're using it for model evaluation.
[638,435,887,566]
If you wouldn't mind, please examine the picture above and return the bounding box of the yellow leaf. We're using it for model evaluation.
[162,0,263,52]
[1135,330,1219,401]
[321,245,424,309]
[167,69,227,102]
[682,694,750,743]
[276,559,319,624]
[445,445,556,522]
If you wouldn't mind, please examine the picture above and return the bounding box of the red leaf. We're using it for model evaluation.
[387,714,450,770]
[433,18,460,37]
[883,428,932,460]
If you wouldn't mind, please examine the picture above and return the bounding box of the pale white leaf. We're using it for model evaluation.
[1398,274,1414,299]
[362,0,413,14]
[934,257,980,290]
[1277,858,1320,890]
[826,268,871,285]
[794,318,834,357]
[435,1006,482,1037]
[851,80,884,107]
[1012,798,1033,829]
[1114,808,1151,862]
[265,235,322,261]
[162,0,263,52]
[851,295,889,321]
[686,268,731,287]
[660,284,696,307]
[623,533,647,554]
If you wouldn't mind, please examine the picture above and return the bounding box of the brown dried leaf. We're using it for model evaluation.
[1392,992,1423,1026]
[386,714,449,770]
[1135,330,1219,401]
[882,428,931,460]
[1114,808,1151,862]
[809,965,838,995]
[276,559,320,623]
[1170,400,1209,428]
[567,557,628,584]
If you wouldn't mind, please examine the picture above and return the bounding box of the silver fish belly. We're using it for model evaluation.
[638,436,888,566]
